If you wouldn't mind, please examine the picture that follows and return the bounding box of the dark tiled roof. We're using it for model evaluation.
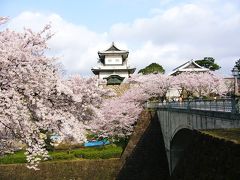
[172,60,203,71]
[106,43,121,51]
[172,61,190,71]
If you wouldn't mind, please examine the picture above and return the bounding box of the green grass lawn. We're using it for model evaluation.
[0,144,123,164]
[201,128,240,144]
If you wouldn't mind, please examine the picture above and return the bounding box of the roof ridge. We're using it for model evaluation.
[106,42,121,51]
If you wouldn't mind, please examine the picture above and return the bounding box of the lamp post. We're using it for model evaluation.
[232,67,239,95]
[232,67,239,113]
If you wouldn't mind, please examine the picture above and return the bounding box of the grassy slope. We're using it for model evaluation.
[201,128,240,144]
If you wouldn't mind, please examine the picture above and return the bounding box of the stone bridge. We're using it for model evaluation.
[147,99,240,173]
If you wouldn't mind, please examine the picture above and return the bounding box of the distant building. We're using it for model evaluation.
[169,60,209,76]
[91,42,136,85]
[167,60,210,99]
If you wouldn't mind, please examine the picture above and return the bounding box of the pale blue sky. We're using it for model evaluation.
[1,0,240,76]
[1,0,164,31]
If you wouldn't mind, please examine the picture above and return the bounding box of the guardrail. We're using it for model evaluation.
[145,98,238,113]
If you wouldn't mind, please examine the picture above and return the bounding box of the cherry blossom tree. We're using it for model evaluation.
[128,73,172,100]
[92,73,172,137]
[65,75,115,127]
[224,78,234,96]
[0,18,111,169]
[0,17,8,25]
[93,72,228,138]
[172,72,228,98]
[92,96,143,137]
[0,19,57,169]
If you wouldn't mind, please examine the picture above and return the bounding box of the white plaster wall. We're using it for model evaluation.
[105,55,123,65]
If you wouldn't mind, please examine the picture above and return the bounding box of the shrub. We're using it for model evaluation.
[73,145,122,159]
[54,142,83,150]
[0,151,26,164]
[113,137,129,149]
[49,152,75,160]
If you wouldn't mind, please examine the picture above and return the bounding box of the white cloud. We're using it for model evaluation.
[109,2,240,76]
[7,12,109,76]
[130,41,180,73]
[7,0,240,77]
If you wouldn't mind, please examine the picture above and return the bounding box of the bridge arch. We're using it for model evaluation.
[169,128,194,173]
[170,125,193,142]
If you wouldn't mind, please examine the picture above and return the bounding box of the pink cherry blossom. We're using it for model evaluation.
[92,73,172,137]
[172,72,228,98]
[0,18,110,169]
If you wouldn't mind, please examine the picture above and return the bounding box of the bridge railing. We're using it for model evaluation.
[145,98,236,113]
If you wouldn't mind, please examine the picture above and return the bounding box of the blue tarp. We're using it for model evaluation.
[50,134,61,141]
[84,139,110,147]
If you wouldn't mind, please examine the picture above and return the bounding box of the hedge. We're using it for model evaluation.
[0,145,123,164]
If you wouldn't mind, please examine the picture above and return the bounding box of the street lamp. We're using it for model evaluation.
[232,67,239,96]
[232,67,239,113]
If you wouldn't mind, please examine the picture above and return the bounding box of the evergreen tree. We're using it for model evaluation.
[234,59,240,71]
[138,63,165,74]
[195,57,221,71]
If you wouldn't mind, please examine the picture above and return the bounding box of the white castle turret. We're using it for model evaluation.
[91,42,136,85]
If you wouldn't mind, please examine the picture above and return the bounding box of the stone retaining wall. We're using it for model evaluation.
[117,111,170,180]
[172,131,240,180]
